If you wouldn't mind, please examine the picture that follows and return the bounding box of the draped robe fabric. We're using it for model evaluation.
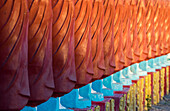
[0,0,170,110]
[167,2,170,53]
[141,0,162,59]
[74,0,94,88]
[137,0,148,61]
[130,0,140,64]
[114,0,125,71]
[0,0,30,110]
[165,1,170,54]
[160,0,168,55]
[155,0,162,57]
[102,0,116,76]
[145,0,156,59]
[159,1,165,55]
[52,0,76,96]
[122,0,133,67]
[91,0,105,81]
[27,0,54,106]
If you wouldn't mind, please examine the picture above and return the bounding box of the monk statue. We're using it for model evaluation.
[145,0,156,59]
[0,0,30,110]
[136,0,148,61]
[122,0,133,67]
[130,0,140,64]
[160,0,168,55]
[52,0,77,96]
[91,0,105,81]
[102,0,116,77]
[27,0,54,106]
[154,0,162,57]
[114,0,125,71]
[74,0,94,88]
[165,1,170,54]
[167,1,170,54]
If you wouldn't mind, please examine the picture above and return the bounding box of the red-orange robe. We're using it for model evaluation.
[0,0,30,110]
[130,0,140,64]
[114,0,125,72]
[122,0,133,67]
[74,0,94,88]
[27,0,54,106]
[165,2,170,54]
[145,0,156,59]
[155,0,162,57]
[91,0,105,81]
[102,0,116,77]
[167,2,170,53]
[52,0,77,96]
[137,0,148,61]
[160,1,168,55]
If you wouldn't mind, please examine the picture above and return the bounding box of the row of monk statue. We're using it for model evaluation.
[0,0,170,110]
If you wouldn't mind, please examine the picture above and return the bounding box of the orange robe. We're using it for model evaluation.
[0,0,30,110]
[145,0,156,59]
[130,0,140,63]
[160,1,168,55]
[74,0,94,88]
[167,2,170,53]
[27,0,54,106]
[122,0,133,67]
[91,0,105,81]
[102,0,116,76]
[52,0,77,97]
[155,0,162,57]
[166,1,170,54]
[137,0,148,61]
[114,0,125,72]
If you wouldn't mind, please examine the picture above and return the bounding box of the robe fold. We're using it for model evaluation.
[164,2,170,54]
[160,1,168,55]
[167,2,170,53]
[155,0,162,57]
[91,0,105,81]
[130,0,140,64]
[74,0,94,88]
[114,0,125,71]
[27,0,54,106]
[52,0,77,96]
[0,0,30,110]
[102,0,116,77]
[137,0,148,61]
[122,0,133,67]
[145,0,156,59]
